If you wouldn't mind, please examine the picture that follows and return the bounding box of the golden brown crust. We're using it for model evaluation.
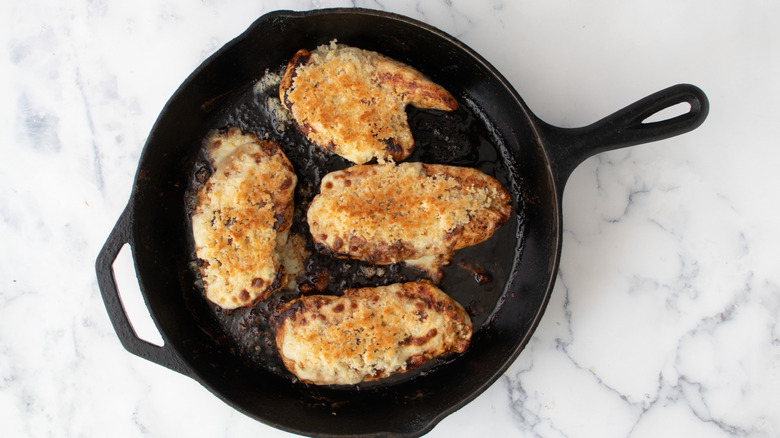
[279,42,458,164]
[192,128,297,309]
[274,281,472,385]
[306,162,512,266]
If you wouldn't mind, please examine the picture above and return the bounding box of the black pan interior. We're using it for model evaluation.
[128,9,559,436]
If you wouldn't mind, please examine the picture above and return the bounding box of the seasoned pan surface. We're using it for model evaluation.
[96,8,707,438]
[182,65,520,383]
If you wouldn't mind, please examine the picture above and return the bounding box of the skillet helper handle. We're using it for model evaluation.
[96,206,190,376]
[541,83,709,193]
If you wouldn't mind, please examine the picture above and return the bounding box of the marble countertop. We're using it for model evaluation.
[2,0,779,437]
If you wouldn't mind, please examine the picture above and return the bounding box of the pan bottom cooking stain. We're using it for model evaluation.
[183,67,520,384]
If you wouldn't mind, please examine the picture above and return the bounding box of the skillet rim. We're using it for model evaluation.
[107,7,564,437]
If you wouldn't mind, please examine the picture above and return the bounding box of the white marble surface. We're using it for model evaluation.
[2,0,779,437]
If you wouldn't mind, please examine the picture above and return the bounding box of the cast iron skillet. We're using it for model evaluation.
[95,8,708,438]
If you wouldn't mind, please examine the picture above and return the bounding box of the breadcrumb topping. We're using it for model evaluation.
[280,42,458,164]
[192,128,297,309]
[307,162,512,265]
[275,281,472,385]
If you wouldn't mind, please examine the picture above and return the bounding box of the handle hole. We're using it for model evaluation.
[642,101,691,124]
[114,244,165,347]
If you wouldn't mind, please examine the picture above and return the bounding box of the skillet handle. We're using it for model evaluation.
[540,83,709,195]
[95,206,190,376]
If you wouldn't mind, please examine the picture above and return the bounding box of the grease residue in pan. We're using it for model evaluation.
[183,67,522,384]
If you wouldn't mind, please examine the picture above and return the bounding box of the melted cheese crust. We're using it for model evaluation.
[307,162,512,265]
[279,42,458,164]
[192,128,297,309]
[275,281,472,385]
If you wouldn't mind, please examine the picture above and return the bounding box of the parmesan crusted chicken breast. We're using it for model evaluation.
[192,128,297,309]
[279,41,459,164]
[306,162,512,269]
[274,281,472,385]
